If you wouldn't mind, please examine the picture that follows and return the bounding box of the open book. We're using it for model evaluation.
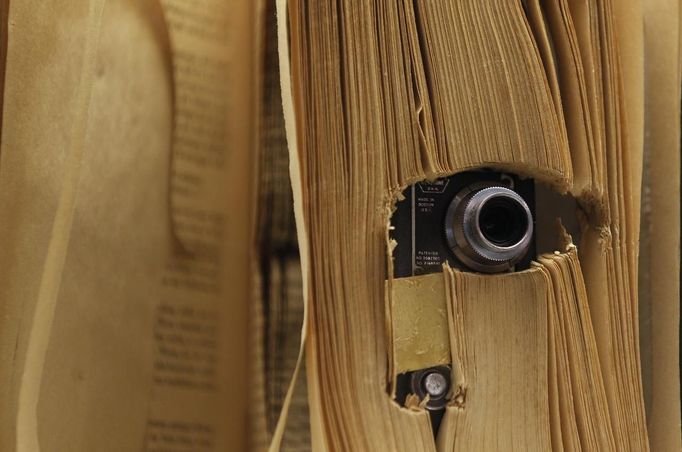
[268,0,682,450]
[0,0,679,451]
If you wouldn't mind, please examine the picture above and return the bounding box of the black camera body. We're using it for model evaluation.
[390,170,536,277]
[389,170,536,433]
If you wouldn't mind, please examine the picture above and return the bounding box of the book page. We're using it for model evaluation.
[642,0,682,449]
[142,0,254,449]
[437,267,551,451]
[0,0,107,448]
[0,0,255,450]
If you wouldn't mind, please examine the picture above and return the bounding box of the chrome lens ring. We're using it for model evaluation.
[445,185,533,273]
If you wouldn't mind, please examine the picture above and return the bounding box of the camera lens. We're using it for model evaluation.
[478,197,529,247]
[445,185,533,273]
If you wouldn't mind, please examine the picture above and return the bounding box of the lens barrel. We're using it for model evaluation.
[445,185,533,273]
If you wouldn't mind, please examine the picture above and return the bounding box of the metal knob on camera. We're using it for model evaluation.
[444,185,533,273]
[410,366,451,410]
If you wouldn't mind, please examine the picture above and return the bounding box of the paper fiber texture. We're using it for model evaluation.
[273,0,655,450]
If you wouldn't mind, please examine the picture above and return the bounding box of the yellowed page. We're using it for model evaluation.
[0,0,7,136]
[31,3,169,449]
[538,249,615,451]
[613,0,644,242]
[142,0,255,448]
[543,0,596,194]
[269,0,318,450]
[643,0,682,449]
[0,0,255,450]
[0,0,106,448]
[437,267,550,451]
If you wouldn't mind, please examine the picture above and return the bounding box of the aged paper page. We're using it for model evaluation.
[0,0,255,450]
[643,0,682,449]
[0,0,106,448]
